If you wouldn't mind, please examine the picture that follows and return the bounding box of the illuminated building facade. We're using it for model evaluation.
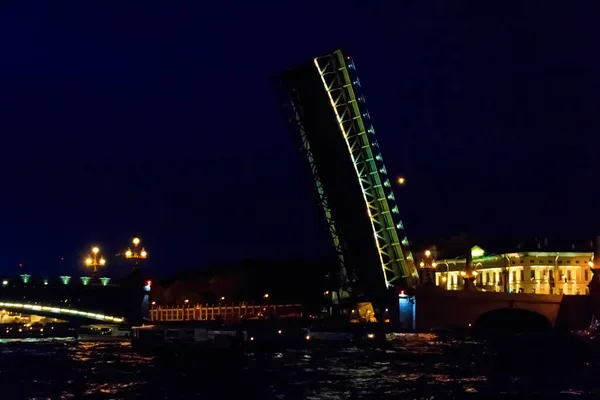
[434,246,593,295]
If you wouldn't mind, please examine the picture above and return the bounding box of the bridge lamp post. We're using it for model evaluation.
[125,237,148,269]
[419,250,436,285]
[85,247,106,279]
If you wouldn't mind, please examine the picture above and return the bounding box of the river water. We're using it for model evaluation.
[0,334,598,399]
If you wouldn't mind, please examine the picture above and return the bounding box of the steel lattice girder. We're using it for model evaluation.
[273,79,353,300]
[313,50,418,288]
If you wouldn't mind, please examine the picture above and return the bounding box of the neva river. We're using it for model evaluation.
[0,334,597,399]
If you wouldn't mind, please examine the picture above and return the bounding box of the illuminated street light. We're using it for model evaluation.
[85,246,106,278]
[124,237,148,268]
[425,250,431,257]
[397,177,405,185]
[263,293,269,299]
[419,261,425,267]
[220,296,225,301]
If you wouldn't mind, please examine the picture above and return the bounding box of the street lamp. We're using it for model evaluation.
[124,237,148,268]
[419,249,436,285]
[85,246,106,278]
[397,177,405,185]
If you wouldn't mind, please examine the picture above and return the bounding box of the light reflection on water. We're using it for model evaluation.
[0,334,597,399]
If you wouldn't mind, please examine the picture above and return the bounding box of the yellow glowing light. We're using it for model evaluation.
[125,249,132,258]
[419,261,425,267]
[140,250,147,258]
[220,296,225,301]
[151,301,156,305]
[472,271,478,276]
[397,177,405,185]
[92,247,99,254]
[99,258,106,266]
[85,258,92,265]
[431,262,437,268]
[184,299,189,303]
[461,271,466,276]
[589,261,594,268]
[133,238,140,246]
[425,250,431,257]
[442,276,447,282]
[263,293,269,299]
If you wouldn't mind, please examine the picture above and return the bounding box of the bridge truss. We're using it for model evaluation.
[277,49,418,303]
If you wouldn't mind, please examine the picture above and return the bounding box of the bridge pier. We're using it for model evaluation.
[413,287,590,333]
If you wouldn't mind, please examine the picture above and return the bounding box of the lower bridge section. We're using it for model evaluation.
[415,287,591,333]
[150,303,303,322]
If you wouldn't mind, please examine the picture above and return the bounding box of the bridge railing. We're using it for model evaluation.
[150,303,303,322]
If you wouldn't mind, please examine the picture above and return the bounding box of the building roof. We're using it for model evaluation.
[434,234,597,260]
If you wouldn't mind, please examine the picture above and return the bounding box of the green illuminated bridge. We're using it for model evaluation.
[0,272,147,325]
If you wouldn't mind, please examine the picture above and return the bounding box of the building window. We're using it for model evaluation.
[585,269,589,281]
[520,270,524,281]
[576,260,580,264]
[512,271,516,282]
[548,260,553,264]
[511,260,515,264]
[567,270,572,281]
[530,270,535,279]
[558,260,563,264]
[530,260,534,263]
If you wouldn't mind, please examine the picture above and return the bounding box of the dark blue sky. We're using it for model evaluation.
[0,2,598,276]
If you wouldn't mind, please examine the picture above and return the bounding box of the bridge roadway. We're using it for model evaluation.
[0,272,145,325]
[415,286,591,332]
[0,301,125,323]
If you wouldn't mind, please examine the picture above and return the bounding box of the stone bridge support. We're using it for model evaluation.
[414,287,587,332]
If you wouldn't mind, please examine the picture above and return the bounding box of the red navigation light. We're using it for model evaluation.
[400,290,405,295]
[146,280,152,286]
[19,263,22,268]
[346,56,350,60]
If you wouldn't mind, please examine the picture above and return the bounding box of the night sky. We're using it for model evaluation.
[0,2,598,276]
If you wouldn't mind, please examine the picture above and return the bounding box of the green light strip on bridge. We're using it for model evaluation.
[0,302,124,323]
